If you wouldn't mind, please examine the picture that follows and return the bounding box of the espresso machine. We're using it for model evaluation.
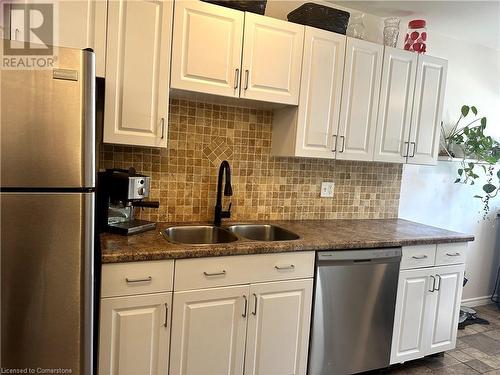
[97,168,159,235]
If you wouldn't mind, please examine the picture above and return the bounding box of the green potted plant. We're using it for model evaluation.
[441,105,500,219]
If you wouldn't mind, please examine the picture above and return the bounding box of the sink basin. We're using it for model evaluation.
[227,224,299,241]
[163,225,238,245]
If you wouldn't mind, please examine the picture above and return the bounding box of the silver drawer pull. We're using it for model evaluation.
[446,252,461,257]
[275,264,295,270]
[125,276,152,283]
[203,270,226,277]
[412,255,428,260]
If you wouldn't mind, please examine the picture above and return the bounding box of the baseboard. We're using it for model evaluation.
[461,296,494,307]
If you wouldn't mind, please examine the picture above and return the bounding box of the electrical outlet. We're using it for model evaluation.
[320,182,335,198]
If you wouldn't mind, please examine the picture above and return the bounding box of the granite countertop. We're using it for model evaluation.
[100,219,474,263]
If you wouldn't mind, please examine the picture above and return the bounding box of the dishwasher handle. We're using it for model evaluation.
[317,248,402,264]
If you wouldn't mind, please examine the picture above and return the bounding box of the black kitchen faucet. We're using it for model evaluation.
[214,160,233,226]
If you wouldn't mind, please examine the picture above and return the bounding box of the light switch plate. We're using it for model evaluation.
[320,182,335,198]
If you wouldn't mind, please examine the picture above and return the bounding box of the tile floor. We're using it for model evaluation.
[373,304,500,374]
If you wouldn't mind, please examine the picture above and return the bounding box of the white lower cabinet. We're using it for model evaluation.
[170,280,313,375]
[169,254,314,375]
[99,292,172,375]
[169,285,249,375]
[244,280,313,375]
[391,243,466,365]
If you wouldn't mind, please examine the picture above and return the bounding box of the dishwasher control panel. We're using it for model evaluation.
[317,248,402,261]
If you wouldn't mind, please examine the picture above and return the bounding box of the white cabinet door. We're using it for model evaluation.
[391,268,434,364]
[337,38,383,161]
[171,1,244,98]
[241,12,304,105]
[374,47,417,163]
[428,264,464,354]
[58,0,107,77]
[104,0,172,148]
[293,27,345,159]
[245,279,313,375]
[169,285,249,375]
[407,55,448,165]
[99,292,172,375]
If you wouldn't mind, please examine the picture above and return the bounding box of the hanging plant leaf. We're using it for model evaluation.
[471,106,478,115]
[458,169,463,176]
[483,183,496,194]
[497,170,500,180]
[481,117,487,129]
[474,195,483,199]
[454,178,461,183]
[461,105,470,117]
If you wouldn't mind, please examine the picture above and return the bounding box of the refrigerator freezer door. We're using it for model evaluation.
[0,47,95,188]
[1,192,94,373]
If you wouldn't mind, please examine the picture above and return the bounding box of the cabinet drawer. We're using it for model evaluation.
[101,260,174,298]
[436,243,467,266]
[401,245,436,270]
[174,252,315,291]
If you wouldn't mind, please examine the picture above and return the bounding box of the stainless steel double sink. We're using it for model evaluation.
[163,224,299,245]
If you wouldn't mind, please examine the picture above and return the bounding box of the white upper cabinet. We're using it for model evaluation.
[169,285,249,375]
[271,27,345,158]
[57,0,107,77]
[171,1,244,98]
[337,38,383,161]
[374,47,418,163]
[8,0,107,76]
[244,279,313,375]
[170,1,304,105]
[240,13,304,105]
[295,27,345,158]
[104,0,172,148]
[408,55,448,165]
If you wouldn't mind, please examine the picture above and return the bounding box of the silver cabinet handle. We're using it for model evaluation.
[160,118,165,139]
[275,264,295,270]
[403,141,409,157]
[125,276,152,283]
[252,293,258,316]
[412,255,428,260]
[429,275,435,292]
[234,68,240,89]
[244,69,249,90]
[164,303,169,328]
[242,295,248,318]
[446,252,461,257]
[435,275,441,291]
[14,28,20,41]
[410,141,416,157]
[203,270,226,277]
[332,134,338,152]
[339,136,345,153]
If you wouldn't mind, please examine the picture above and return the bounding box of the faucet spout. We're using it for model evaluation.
[214,160,233,226]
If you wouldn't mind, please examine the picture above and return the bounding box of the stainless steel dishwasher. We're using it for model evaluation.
[308,248,402,375]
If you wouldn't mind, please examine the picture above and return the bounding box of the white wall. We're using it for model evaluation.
[398,26,500,304]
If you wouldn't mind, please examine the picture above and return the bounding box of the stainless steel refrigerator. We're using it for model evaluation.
[0,47,95,374]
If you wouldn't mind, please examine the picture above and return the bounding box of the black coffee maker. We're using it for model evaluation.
[97,168,159,235]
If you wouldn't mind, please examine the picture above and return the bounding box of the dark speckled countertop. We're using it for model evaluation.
[100,219,474,263]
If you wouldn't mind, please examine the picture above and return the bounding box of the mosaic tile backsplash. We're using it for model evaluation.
[100,99,402,222]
